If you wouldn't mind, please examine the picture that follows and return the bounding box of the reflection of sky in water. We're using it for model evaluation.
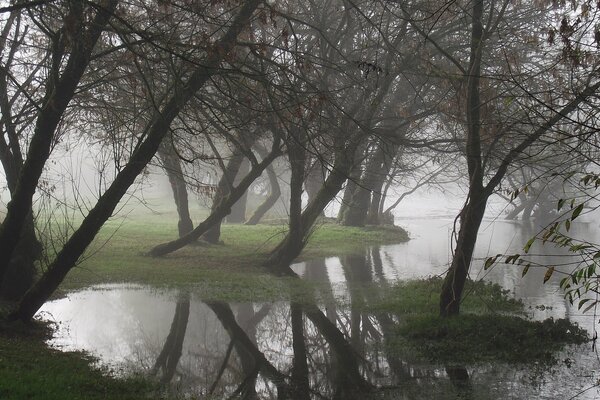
[39,218,600,399]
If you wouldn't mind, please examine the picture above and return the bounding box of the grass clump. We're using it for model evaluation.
[0,323,153,400]
[397,314,588,364]
[372,277,587,364]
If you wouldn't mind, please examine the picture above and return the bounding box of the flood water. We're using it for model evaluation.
[39,217,600,399]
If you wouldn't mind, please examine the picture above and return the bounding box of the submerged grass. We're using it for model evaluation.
[375,277,588,364]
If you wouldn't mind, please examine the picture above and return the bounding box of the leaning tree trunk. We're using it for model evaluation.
[439,191,488,316]
[158,142,194,237]
[0,1,119,287]
[9,0,264,321]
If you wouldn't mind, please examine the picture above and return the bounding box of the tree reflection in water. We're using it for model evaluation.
[40,238,600,399]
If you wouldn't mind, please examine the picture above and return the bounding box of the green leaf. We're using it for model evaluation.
[578,298,591,310]
[484,257,496,270]
[522,263,530,277]
[557,199,565,211]
[582,301,597,314]
[565,219,571,232]
[572,203,584,220]
[543,266,555,284]
[524,237,535,253]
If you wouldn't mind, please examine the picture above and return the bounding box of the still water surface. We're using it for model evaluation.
[39,218,600,399]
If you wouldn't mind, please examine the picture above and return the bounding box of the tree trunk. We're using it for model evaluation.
[342,142,388,227]
[245,162,281,225]
[149,144,280,256]
[0,1,119,286]
[336,167,360,222]
[304,158,325,217]
[203,152,245,244]
[439,192,488,316]
[158,142,194,237]
[226,158,250,223]
[439,0,485,318]
[9,0,263,321]
[267,140,357,269]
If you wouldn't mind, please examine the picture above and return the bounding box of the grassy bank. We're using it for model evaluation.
[0,322,151,400]
[59,214,409,297]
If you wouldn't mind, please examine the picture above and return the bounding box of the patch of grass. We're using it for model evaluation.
[371,276,524,315]
[0,323,153,400]
[59,215,408,299]
[372,277,588,364]
[396,314,588,364]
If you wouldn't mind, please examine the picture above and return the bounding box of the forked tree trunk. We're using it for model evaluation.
[267,140,358,270]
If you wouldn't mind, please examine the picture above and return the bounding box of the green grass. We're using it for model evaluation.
[0,322,152,400]
[56,214,409,300]
[372,277,588,364]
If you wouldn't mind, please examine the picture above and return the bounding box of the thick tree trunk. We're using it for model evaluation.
[158,143,194,237]
[226,158,250,223]
[439,192,488,316]
[149,145,280,256]
[9,0,263,321]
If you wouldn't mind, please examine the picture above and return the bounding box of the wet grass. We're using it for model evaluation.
[0,321,152,400]
[375,277,589,364]
[57,213,409,301]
